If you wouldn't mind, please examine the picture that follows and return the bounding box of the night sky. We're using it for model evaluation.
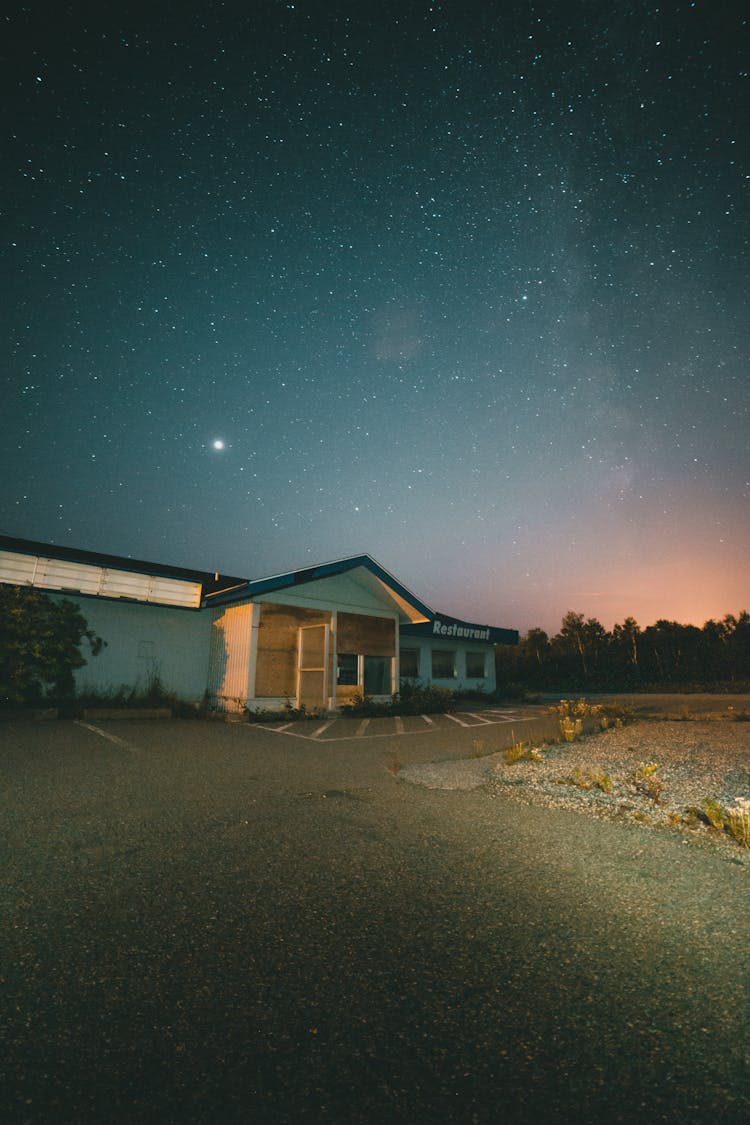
[2,1,748,634]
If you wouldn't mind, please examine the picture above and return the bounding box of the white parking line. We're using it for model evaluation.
[74,720,138,752]
[311,719,336,739]
[444,713,473,726]
[251,712,542,742]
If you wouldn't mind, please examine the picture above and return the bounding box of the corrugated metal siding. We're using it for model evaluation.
[208,603,256,710]
[0,550,201,607]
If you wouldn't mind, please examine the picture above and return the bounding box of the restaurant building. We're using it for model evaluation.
[0,535,517,711]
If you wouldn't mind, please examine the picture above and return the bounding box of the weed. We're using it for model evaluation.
[502,741,544,765]
[725,798,750,847]
[698,797,750,848]
[246,702,326,722]
[503,741,527,764]
[385,758,402,777]
[634,761,664,803]
[631,810,650,824]
[701,798,727,831]
[559,716,583,742]
[341,684,457,718]
[563,767,613,794]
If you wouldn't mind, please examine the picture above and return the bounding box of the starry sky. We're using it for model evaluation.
[2,1,748,635]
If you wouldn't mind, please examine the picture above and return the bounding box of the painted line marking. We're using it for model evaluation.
[275,722,294,731]
[355,719,370,737]
[444,713,472,726]
[74,720,138,752]
[311,719,336,739]
[394,716,405,734]
[463,712,493,725]
[421,714,436,726]
[250,715,540,742]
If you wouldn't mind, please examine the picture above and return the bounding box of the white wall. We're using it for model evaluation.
[50,593,212,701]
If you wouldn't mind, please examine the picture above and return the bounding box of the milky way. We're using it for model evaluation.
[2,1,748,632]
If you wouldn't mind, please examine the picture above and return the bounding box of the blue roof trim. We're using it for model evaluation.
[206,553,435,619]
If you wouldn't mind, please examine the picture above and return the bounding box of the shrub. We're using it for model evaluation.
[341,683,458,718]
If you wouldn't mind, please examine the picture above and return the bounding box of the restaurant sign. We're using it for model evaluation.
[400,613,518,646]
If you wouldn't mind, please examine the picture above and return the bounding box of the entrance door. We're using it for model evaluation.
[297,624,329,711]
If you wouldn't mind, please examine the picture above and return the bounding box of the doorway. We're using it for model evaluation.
[297,623,329,710]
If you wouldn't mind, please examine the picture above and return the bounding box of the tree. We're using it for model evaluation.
[0,585,105,705]
[612,617,641,678]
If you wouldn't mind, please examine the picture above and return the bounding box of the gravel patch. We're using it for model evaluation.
[401,720,750,864]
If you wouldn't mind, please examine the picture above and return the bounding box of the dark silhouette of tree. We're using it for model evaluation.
[495,607,750,692]
[0,585,105,705]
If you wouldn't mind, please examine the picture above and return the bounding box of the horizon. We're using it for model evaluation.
[2,3,747,640]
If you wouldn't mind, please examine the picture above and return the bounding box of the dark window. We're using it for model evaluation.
[399,647,419,678]
[466,651,486,678]
[431,650,456,679]
[337,653,358,686]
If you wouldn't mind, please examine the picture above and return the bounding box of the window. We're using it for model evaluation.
[431,649,456,679]
[337,653,358,686]
[338,654,393,694]
[399,648,419,678]
[364,656,391,695]
[466,651,486,679]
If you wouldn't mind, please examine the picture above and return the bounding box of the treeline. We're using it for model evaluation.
[495,610,750,691]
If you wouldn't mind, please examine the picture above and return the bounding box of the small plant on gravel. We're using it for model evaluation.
[503,740,527,764]
[502,740,544,764]
[725,798,750,847]
[701,798,728,831]
[563,767,613,794]
[554,698,597,719]
[559,716,583,742]
[634,761,664,804]
[699,797,750,847]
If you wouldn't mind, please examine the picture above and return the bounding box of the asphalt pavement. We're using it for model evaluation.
[0,716,747,1123]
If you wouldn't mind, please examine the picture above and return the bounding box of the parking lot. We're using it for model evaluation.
[1,715,747,1123]
[247,704,553,742]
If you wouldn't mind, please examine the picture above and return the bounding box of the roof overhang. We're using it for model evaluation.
[205,553,433,623]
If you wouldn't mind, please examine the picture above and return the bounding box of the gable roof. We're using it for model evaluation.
[205,553,434,623]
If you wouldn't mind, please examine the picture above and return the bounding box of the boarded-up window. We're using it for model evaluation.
[337,613,395,657]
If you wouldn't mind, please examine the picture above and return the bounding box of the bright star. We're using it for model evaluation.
[212,439,225,451]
